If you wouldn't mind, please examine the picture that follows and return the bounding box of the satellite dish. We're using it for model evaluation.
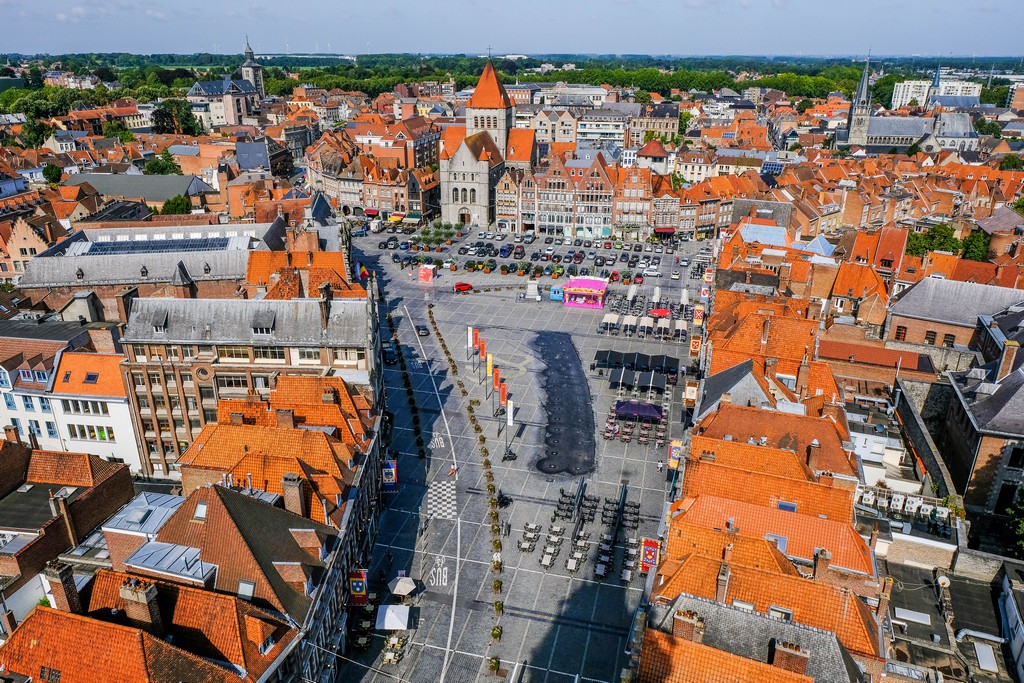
[937,575,951,588]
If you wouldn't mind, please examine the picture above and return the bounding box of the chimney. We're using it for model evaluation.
[322,388,336,404]
[229,412,245,425]
[813,548,832,580]
[282,473,307,518]
[3,425,20,445]
[672,610,705,643]
[796,347,810,397]
[0,608,16,637]
[761,318,770,345]
[869,522,879,550]
[318,282,332,329]
[715,562,730,603]
[997,341,1020,381]
[118,577,163,636]
[43,560,82,614]
[48,493,77,546]
[877,576,894,621]
[770,641,810,676]
[719,392,732,405]
[275,409,295,429]
[724,517,738,534]
[722,543,734,564]
[806,439,820,468]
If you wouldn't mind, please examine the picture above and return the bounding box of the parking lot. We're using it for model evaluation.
[337,230,711,683]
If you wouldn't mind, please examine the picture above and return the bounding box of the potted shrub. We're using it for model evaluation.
[487,482,496,494]
[450,263,458,272]
[489,656,500,673]
[494,601,503,614]
[483,266,491,274]
[482,458,491,468]
[491,624,502,639]
[492,538,502,552]
[466,260,476,272]
[488,509,499,522]
[491,559,502,573]
[500,264,509,275]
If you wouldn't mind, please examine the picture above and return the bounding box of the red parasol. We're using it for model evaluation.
[648,308,672,317]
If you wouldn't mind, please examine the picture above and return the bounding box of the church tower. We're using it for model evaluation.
[847,57,872,147]
[465,61,514,152]
[240,38,265,99]
[926,63,941,107]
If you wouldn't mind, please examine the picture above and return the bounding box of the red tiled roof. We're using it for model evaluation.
[0,606,234,683]
[637,630,813,683]
[672,495,874,577]
[51,352,127,398]
[467,61,514,110]
[818,340,930,372]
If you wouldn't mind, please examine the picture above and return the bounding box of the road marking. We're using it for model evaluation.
[429,434,445,449]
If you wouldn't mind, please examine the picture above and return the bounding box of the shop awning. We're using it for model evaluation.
[406,212,422,219]
[615,400,663,420]
[353,207,365,216]
[654,227,676,234]
[403,215,420,223]
[388,213,405,222]
[364,209,379,217]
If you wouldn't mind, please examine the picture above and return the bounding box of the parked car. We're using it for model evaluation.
[453,281,473,292]
[544,237,554,244]
[671,271,681,280]
[378,240,389,249]
[382,341,399,365]
[642,268,663,278]
[416,325,430,336]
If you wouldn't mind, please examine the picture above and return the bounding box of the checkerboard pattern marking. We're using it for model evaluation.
[425,480,457,520]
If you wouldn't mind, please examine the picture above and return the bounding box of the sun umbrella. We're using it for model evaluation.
[375,604,410,630]
[649,308,671,317]
[388,576,417,597]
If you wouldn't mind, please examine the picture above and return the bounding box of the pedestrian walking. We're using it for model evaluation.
[448,464,458,476]
[386,550,394,571]
[657,460,664,473]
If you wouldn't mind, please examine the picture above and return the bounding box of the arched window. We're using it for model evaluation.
[470,188,477,204]
[453,188,459,203]
[461,188,468,203]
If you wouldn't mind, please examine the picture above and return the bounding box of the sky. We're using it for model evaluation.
[3,0,1022,56]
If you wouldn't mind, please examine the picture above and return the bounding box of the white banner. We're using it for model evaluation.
[506,399,514,428]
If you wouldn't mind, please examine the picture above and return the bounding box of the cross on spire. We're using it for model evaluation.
[487,45,493,59]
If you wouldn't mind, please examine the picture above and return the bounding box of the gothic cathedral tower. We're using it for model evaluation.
[465,61,514,152]
[241,39,265,99]
[847,57,871,147]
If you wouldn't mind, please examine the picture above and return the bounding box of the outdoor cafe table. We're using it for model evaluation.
[566,558,580,572]
[541,554,554,568]
[572,550,586,560]
[621,569,633,582]
[595,563,608,578]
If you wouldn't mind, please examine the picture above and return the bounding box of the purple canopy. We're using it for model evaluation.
[615,400,663,421]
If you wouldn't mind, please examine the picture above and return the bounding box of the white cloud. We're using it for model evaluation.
[145,8,168,20]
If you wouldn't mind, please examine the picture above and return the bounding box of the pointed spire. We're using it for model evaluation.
[854,55,872,107]
[467,60,514,110]
[932,63,941,90]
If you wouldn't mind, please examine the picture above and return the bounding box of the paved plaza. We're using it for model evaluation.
[337,236,708,683]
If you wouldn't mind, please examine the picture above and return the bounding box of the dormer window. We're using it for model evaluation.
[152,310,168,334]
[34,371,47,383]
[193,502,207,521]
[238,579,256,601]
[251,310,275,335]
[19,370,32,382]
[258,634,275,655]
[140,266,148,278]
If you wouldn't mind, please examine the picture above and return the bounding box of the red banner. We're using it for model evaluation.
[641,539,660,573]
[499,383,507,406]
[493,367,501,390]
[473,328,480,350]
[479,339,486,361]
[349,570,368,605]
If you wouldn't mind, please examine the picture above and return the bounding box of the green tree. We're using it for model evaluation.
[101,120,135,142]
[42,163,63,185]
[1000,154,1023,171]
[1014,197,1024,217]
[678,109,692,133]
[905,142,922,156]
[151,99,203,136]
[906,98,919,108]
[1006,494,1024,559]
[975,119,1003,138]
[633,90,652,104]
[19,118,51,148]
[961,230,991,262]
[795,99,814,114]
[905,223,962,257]
[160,194,192,215]
[143,149,181,175]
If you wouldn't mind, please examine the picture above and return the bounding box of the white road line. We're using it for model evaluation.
[403,304,461,683]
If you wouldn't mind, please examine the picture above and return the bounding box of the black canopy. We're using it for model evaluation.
[607,350,625,368]
[594,350,611,368]
[636,372,667,392]
[609,368,636,389]
[624,352,651,371]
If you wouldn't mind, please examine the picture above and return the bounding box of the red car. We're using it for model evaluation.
[453,282,473,292]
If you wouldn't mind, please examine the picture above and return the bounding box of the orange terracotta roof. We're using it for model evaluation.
[672,495,874,577]
[51,352,127,397]
[681,459,855,522]
[0,606,234,683]
[687,435,815,481]
[664,520,799,575]
[86,570,295,681]
[697,403,855,476]
[438,126,468,161]
[637,630,813,683]
[831,262,888,302]
[467,61,514,110]
[24,447,124,488]
[818,340,930,372]
[505,128,535,162]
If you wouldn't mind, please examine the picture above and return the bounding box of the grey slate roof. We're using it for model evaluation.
[866,116,933,138]
[122,296,369,347]
[890,278,1024,327]
[977,206,1024,236]
[696,359,772,422]
[64,174,213,202]
[649,594,863,683]
[188,79,257,97]
[951,364,1024,437]
[20,250,249,288]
